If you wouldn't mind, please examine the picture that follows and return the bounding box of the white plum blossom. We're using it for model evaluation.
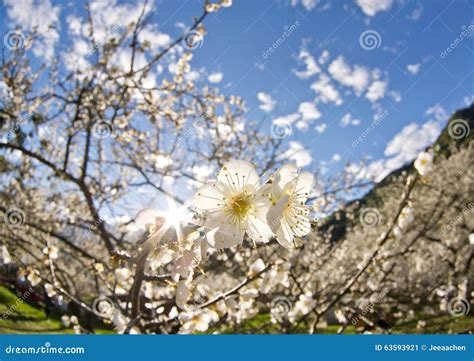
[27,269,41,286]
[1,245,12,264]
[261,262,290,294]
[288,293,315,322]
[43,245,59,259]
[44,283,56,298]
[61,315,71,327]
[266,164,314,248]
[115,268,133,295]
[398,205,414,229]
[178,308,219,333]
[195,160,273,248]
[414,151,434,176]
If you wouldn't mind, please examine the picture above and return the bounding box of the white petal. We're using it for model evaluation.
[276,218,295,249]
[205,223,244,249]
[217,160,260,193]
[293,172,314,202]
[135,208,161,229]
[273,164,298,198]
[287,210,311,237]
[176,281,189,309]
[195,182,226,211]
[266,195,289,234]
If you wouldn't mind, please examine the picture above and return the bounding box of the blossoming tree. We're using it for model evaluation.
[1,0,472,334]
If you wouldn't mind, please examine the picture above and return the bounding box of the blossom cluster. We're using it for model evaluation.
[195,160,314,249]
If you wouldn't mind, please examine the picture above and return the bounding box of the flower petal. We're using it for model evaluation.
[195,182,225,211]
[275,218,295,249]
[205,223,244,249]
[217,160,260,193]
[293,172,314,202]
[266,195,289,234]
[273,164,298,198]
[176,281,189,310]
[246,204,274,243]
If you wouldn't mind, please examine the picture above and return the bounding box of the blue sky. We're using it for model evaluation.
[188,0,473,177]
[1,0,473,220]
[154,0,473,179]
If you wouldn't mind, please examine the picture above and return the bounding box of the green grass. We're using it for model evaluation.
[3,284,471,334]
[0,285,114,334]
[212,312,473,334]
[391,314,474,334]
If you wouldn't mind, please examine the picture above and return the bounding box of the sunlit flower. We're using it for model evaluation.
[112,311,138,334]
[414,151,434,176]
[43,245,59,259]
[178,308,219,333]
[44,283,56,298]
[266,164,314,248]
[398,206,414,229]
[288,292,315,322]
[261,262,290,293]
[195,160,273,248]
[61,315,71,327]
[176,280,190,309]
[27,269,41,286]
[94,263,104,273]
[221,0,232,7]
[1,245,11,264]
[393,226,402,240]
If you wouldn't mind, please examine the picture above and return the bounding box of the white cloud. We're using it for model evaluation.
[257,92,277,113]
[137,26,171,52]
[277,141,312,167]
[295,49,320,79]
[184,70,200,83]
[311,74,343,105]
[5,0,60,61]
[332,153,342,162]
[208,72,223,83]
[407,4,423,21]
[425,104,447,121]
[328,56,370,95]
[352,119,443,182]
[272,113,300,127]
[407,63,421,75]
[296,102,321,131]
[365,80,387,102]
[291,0,319,11]
[356,0,393,17]
[298,102,321,121]
[389,91,402,103]
[463,95,474,106]
[340,113,360,127]
[315,123,327,134]
[384,121,441,157]
[318,50,330,65]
